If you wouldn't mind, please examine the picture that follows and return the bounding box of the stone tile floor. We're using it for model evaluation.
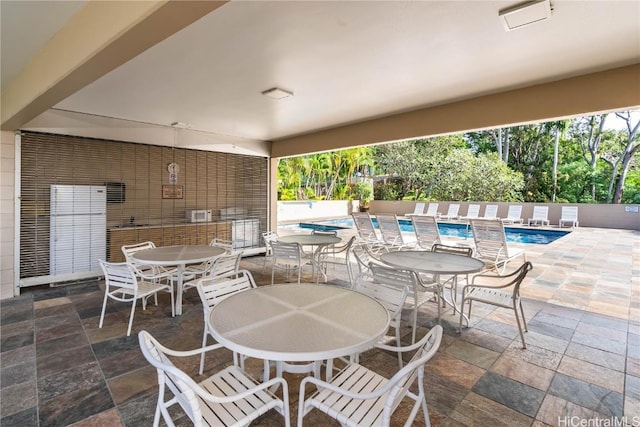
[1,226,638,426]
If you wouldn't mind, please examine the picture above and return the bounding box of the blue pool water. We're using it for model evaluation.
[296,217,569,245]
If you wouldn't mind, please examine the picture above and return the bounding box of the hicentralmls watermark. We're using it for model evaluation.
[558,416,640,427]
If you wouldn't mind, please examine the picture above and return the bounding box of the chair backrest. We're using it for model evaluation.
[470,219,510,259]
[100,260,137,294]
[262,231,278,244]
[375,214,405,246]
[561,206,578,221]
[369,262,419,291]
[444,204,460,218]
[411,215,441,249]
[351,244,384,280]
[354,279,408,329]
[532,205,548,220]
[197,269,257,313]
[138,330,214,424]
[209,251,242,278]
[424,203,439,216]
[262,231,278,255]
[463,204,480,218]
[506,205,522,219]
[209,237,234,253]
[483,204,498,219]
[121,241,156,262]
[431,243,473,257]
[311,229,338,236]
[270,241,303,264]
[352,212,378,241]
[410,202,425,215]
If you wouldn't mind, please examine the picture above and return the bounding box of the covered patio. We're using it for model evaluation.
[1,225,637,426]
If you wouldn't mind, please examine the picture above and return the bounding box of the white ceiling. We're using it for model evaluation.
[2,1,639,143]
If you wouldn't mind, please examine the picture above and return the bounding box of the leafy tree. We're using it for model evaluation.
[607,111,640,203]
[374,135,466,199]
[433,150,524,201]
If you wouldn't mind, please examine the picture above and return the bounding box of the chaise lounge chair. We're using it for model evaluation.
[559,206,579,227]
[527,206,549,226]
[459,204,480,220]
[406,202,426,217]
[502,205,524,224]
[480,204,499,220]
[440,203,460,220]
[470,219,527,275]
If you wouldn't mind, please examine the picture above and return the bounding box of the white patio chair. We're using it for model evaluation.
[351,243,386,285]
[99,260,174,336]
[183,251,243,293]
[431,243,474,315]
[138,330,290,427]
[459,261,533,348]
[209,237,234,253]
[459,204,480,220]
[270,240,312,284]
[527,205,550,226]
[411,215,442,250]
[353,276,409,368]
[261,231,278,273]
[311,229,338,236]
[559,206,579,227]
[470,219,526,275]
[502,205,524,224]
[370,262,440,344]
[297,325,443,427]
[196,269,264,375]
[375,214,416,251]
[316,236,356,284]
[481,204,499,220]
[439,203,460,220]
[121,241,178,280]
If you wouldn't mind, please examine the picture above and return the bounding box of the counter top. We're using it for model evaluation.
[108,221,230,230]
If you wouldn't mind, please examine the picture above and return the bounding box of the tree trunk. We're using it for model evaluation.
[552,127,560,202]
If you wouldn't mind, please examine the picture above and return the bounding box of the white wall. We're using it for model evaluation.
[0,131,16,298]
[277,200,357,223]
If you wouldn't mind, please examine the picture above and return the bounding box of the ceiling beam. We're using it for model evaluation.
[1,1,227,131]
[271,64,640,158]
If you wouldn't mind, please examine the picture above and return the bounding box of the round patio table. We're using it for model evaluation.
[278,234,342,279]
[131,245,225,315]
[380,250,485,320]
[207,283,389,380]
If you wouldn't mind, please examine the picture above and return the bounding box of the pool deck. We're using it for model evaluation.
[280,222,639,321]
[1,223,637,426]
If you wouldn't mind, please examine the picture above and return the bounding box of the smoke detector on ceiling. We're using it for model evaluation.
[499,0,552,31]
[170,122,191,129]
[261,87,294,100]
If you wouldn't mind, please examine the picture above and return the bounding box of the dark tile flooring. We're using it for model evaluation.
[1,253,638,426]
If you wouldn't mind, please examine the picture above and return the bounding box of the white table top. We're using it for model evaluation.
[131,245,225,266]
[380,250,485,275]
[278,234,341,246]
[208,283,390,362]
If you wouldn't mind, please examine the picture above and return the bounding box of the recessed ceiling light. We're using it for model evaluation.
[499,0,552,31]
[261,87,294,100]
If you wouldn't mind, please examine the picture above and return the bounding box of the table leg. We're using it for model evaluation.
[175,265,185,316]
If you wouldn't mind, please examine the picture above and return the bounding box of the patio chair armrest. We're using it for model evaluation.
[149,341,226,358]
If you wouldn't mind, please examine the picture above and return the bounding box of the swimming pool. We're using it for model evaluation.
[293,217,569,245]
